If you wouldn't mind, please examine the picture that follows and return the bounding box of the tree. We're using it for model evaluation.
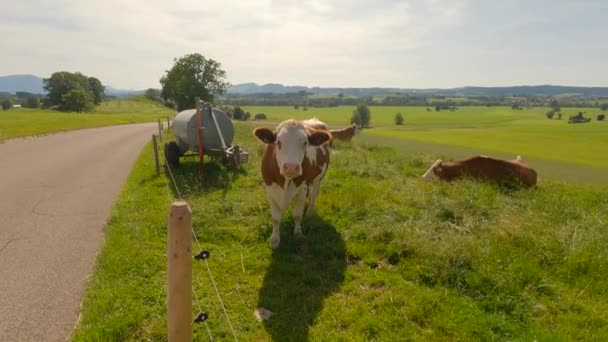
[351,110,362,126]
[233,106,245,120]
[2,99,12,110]
[548,98,560,112]
[598,114,605,121]
[42,71,103,111]
[546,110,555,119]
[24,96,40,108]
[160,53,229,111]
[87,77,105,104]
[394,112,404,125]
[43,71,90,108]
[144,88,162,102]
[61,89,94,113]
[16,91,33,100]
[244,112,251,121]
[601,103,608,111]
[354,104,371,127]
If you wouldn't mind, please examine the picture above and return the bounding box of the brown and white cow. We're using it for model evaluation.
[254,119,333,248]
[329,123,360,142]
[422,155,537,187]
[301,117,328,130]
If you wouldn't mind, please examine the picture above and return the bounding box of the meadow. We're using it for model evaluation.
[72,121,608,341]
[0,97,174,141]
[243,105,608,184]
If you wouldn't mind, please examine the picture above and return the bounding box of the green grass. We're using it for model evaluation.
[244,105,608,170]
[73,121,608,341]
[0,97,173,141]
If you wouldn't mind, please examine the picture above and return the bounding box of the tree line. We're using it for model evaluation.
[220,93,608,109]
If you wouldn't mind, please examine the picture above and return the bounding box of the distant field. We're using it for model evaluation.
[243,105,608,169]
[0,97,174,141]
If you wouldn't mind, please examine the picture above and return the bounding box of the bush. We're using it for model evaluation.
[557,113,562,120]
[351,110,362,127]
[352,104,371,127]
[598,114,605,121]
[2,99,12,110]
[546,110,555,119]
[233,106,245,120]
[601,103,608,111]
[394,112,404,125]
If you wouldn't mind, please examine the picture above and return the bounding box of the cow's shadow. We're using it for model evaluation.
[257,215,346,341]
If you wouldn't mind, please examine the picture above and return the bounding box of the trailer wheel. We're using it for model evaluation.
[164,141,181,168]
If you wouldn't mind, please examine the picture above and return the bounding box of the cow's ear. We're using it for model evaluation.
[253,128,276,144]
[308,130,332,146]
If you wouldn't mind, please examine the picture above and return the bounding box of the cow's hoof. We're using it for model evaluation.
[270,237,280,249]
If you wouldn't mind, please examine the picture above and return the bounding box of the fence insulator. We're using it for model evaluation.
[194,311,209,323]
[194,249,211,260]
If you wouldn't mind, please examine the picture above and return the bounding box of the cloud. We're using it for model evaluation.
[1,0,606,88]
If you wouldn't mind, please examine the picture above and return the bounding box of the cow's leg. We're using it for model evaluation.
[268,197,282,249]
[292,189,307,236]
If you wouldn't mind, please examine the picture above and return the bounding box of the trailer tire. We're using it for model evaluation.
[164,141,181,168]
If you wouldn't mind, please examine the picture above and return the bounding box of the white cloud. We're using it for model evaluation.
[1,0,606,88]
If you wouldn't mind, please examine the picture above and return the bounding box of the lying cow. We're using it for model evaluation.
[254,119,332,248]
[329,123,360,142]
[422,155,537,187]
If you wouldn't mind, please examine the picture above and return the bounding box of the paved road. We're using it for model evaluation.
[0,123,157,341]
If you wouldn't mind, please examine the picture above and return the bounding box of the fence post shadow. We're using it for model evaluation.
[257,215,346,341]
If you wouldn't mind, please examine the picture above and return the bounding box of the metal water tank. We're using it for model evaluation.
[171,107,234,154]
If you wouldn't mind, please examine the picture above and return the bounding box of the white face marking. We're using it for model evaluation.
[422,160,442,181]
[275,123,308,179]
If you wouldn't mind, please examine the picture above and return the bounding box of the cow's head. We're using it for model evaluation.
[422,159,443,181]
[254,120,332,179]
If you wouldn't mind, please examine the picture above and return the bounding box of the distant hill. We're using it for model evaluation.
[228,83,608,97]
[0,75,45,94]
[0,74,143,97]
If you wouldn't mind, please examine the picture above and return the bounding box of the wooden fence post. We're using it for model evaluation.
[158,119,164,141]
[152,134,160,175]
[167,201,193,342]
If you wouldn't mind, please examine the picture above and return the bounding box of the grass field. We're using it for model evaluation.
[72,121,608,341]
[243,105,608,171]
[0,97,174,141]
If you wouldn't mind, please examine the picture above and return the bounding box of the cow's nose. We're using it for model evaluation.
[282,163,300,175]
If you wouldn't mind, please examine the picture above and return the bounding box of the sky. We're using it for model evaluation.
[1,0,607,90]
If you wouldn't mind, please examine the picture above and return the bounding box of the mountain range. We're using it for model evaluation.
[227,82,608,97]
[2,75,608,98]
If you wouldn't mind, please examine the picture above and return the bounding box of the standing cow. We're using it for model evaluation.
[422,155,537,187]
[329,123,360,142]
[254,119,333,248]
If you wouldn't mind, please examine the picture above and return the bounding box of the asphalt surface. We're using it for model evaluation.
[0,123,156,341]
